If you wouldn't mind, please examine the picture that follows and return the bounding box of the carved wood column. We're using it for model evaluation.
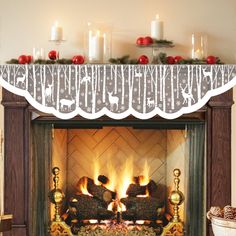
[206,89,233,236]
[2,89,31,236]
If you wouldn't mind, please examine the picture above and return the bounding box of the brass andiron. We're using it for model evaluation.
[161,168,184,236]
[49,167,65,222]
[49,167,72,236]
[169,168,184,223]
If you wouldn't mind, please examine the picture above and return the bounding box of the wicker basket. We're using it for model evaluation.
[207,212,236,236]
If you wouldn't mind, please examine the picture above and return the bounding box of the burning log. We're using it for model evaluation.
[121,197,164,221]
[98,175,109,185]
[77,177,113,203]
[69,194,115,220]
[97,175,117,199]
[126,179,159,198]
[126,184,146,197]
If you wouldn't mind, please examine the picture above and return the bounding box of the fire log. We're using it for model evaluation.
[98,175,109,185]
[126,179,159,198]
[97,175,117,199]
[77,177,113,203]
[121,197,164,221]
[126,183,146,197]
[69,194,115,220]
[147,180,158,198]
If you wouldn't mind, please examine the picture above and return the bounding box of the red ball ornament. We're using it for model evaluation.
[166,56,175,64]
[136,37,144,45]
[18,55,28,64]
[206,55,217,64]
[72,55,85,64]
[48,50,58,60]
[138,55,149,64]
[143,36,153,45]
[174,56,183,63]
[26,55,32,64]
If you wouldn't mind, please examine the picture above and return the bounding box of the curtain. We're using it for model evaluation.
[31,124,52,236]
[186,124,205,236]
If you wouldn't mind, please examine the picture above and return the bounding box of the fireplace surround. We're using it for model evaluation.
[1,86,233,236]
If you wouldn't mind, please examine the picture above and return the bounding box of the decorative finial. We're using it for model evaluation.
[48,167,64,222]
[169,168,184,223]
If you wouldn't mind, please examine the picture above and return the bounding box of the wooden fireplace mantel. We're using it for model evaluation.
[1,88,233,236]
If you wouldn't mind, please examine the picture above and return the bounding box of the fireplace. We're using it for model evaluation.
[1,87,233,236]
[48,126,193,234]
[29,120,204,236]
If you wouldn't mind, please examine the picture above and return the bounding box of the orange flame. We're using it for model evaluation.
[139,160,150,186]
[117,201,126,212]
[105,160,116,191]
[107,200,126,212]
[117,157,134,199]
[79,177,92,196]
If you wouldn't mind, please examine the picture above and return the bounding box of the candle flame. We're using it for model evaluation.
[54,21,59,27]
[156,14,160,20]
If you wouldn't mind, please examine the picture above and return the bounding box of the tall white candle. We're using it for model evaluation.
[151,14,163,40]
[89,30,104,62]
[50,21,63,41]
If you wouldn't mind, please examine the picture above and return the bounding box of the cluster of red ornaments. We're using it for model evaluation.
[137,55,218,65]
[136,36,154,46]
[18,55,32,64]
[17,50,85,64]
[164,55,217,64]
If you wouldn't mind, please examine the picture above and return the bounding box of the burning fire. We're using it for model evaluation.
[79,177,92,196]
[117,157,134,199]
[107,200,127,212]
[139,160,150,186]
[105,160,116,192]
[78,157,151,205]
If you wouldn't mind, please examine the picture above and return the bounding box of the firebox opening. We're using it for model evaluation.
[31,120,205,236]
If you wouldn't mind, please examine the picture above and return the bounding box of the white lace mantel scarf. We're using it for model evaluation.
[0,64,236,120]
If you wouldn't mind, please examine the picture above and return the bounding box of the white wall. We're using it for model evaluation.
[0,0,236,205]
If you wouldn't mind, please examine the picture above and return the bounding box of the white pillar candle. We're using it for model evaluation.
[89,30,104,62]
[151,14,163,40]
[50,21,63,41]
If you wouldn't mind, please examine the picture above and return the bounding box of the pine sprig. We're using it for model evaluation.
[109,55,138,64]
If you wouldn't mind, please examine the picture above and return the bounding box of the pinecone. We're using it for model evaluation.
[224,205,235,220]
[210,206,223,217]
